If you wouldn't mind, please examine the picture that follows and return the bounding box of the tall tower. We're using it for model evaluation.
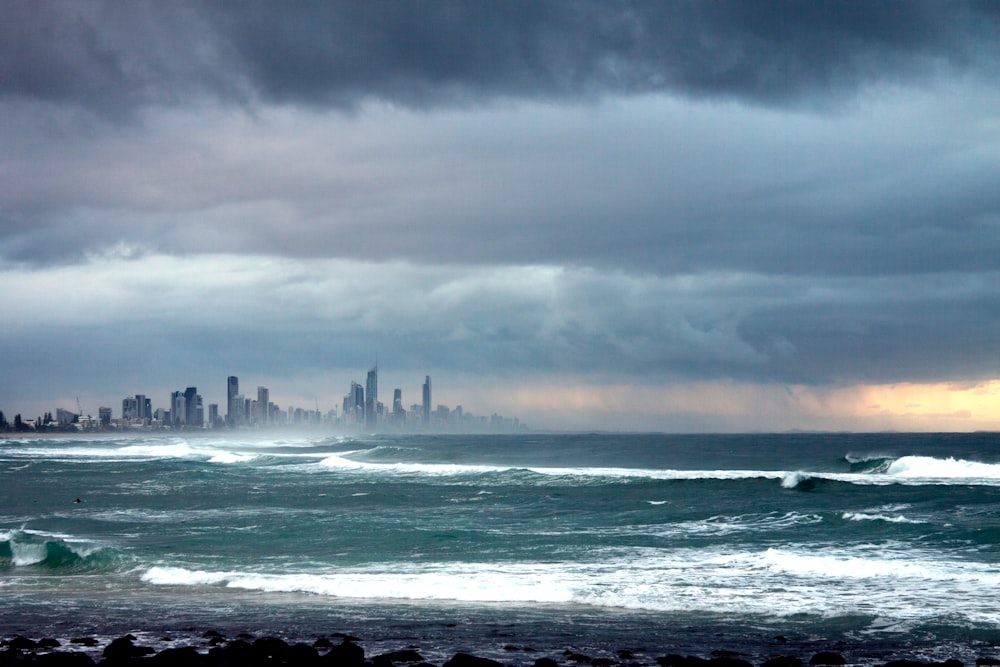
[365,363,378,428]
[422,375,431,427]
[183,387,198,426]
[227,376,239,424]
[349,381,364,425]
[257,386,269,426]
[171,391,185,426]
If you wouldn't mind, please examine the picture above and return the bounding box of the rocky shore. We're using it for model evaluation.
[3,632,998,667]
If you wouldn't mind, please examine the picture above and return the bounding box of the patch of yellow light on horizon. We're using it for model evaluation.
[509,380,1000,424]
[849,381,1000,420]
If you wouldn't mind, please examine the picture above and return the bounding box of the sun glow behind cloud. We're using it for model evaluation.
[500,381,1000,432]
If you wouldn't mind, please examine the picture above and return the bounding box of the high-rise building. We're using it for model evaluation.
[392,388,405,427]
[135,394,150,421]
[348,381,364,425]
[184,387,198,426]
[171,391,185,426]
[123,395,152,423]
[365,364,378,428]
[422,375,431,426]
[257,386,269,426]
[227,376,239,424]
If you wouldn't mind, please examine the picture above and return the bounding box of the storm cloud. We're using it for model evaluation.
[1,1,998,430]
[3,1,999,113]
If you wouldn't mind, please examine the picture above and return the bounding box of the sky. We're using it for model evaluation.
[2,0,999,432]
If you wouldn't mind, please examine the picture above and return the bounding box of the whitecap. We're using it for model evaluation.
[842,512,925,524]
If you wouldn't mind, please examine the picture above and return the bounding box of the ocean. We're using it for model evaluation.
[3,431,1000,665]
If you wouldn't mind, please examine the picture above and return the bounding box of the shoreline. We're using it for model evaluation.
[0,628,988,667]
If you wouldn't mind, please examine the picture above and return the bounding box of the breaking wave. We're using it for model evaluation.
[0,529,131,572]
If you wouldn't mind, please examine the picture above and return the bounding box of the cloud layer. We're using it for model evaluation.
[1,1,998,430]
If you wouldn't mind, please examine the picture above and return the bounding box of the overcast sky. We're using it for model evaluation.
[2,0,999,432]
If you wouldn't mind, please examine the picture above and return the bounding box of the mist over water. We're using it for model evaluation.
[3,432,1000,663]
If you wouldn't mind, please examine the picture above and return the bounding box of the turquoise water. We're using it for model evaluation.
[3,432,1000,663]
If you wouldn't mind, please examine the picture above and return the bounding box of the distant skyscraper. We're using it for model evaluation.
[392,388,404,426]
[422,375,431,426]
[227,376,239,424]
[183,387,198,426]
[135,394,149,421]
[171,391,185,426]
[257,386,269,426]
[365,363,378,428]
[349,381,364,425]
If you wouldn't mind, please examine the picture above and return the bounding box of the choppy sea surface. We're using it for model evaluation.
[3,432,1000,664]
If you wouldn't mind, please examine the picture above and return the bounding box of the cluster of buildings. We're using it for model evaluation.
[2,365,525,434]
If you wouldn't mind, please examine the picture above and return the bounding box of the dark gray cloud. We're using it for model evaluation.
[2,1,999,430]
[2,1,998,115]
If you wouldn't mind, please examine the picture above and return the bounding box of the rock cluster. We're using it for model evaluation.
[0,634,993,667]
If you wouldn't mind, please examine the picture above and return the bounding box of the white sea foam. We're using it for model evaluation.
[139,543,1000,624]
[317,455,787,483]
[781,471,810,488]
[206,451,258,464]
[318,455,503,476]
[887,455,1000,480]
[842,512,925,524]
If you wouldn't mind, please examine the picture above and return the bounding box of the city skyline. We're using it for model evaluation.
[0,366,525,434]
[1,3,999,433]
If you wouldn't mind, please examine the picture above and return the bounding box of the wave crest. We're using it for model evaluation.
[0,529,130,572]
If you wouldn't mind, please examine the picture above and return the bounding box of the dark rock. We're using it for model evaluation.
[287,643,321,665]
[710,658,753,667]
[377,650,426,664]
[762,657,803,667]
[324,640,366,667]
[35,652,96,667]
[149,646,204,666]
[809,653,846,666]
[593,659,618,667]
[70,638,99,647]
[569,654,594,664]
[618,652,637,661]
[314,638,335,649]
[38,638,61,649]
[944,661,964,667]
[503,646,520,652]
[247,637,291,663]
[881,661,928,667]
[203,631,224,639]
[977,661,1000,667]
[208,642,249,666]
[535,658,560,667]
[657,657,709,667]
[442,653,506,667]
[103,635,156,661]
[8,636,38,650]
